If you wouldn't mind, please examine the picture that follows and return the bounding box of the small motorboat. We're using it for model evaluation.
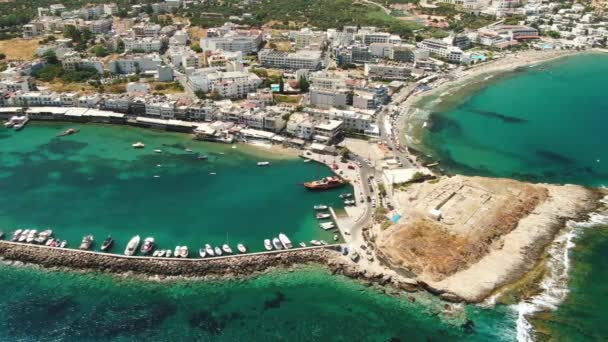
[179,246,189,258]
[222,244,233,254]
[214,246,223,256]
[132,142,145,148]
[158,250,166,257]
[174,246,181,257]
[344,200,356,205]
[237,243,246,253]
[26,230,37,243]
[299,242,306,248]
[320,240,328,245]
[124,235,140,256]
[314,205,328,210]
[272,238,283,250]
[59,240,67,248]
[57,128,79,137]
[197,154,208,160]
[152,250,160,257]
[166,249,172,257]
[205,244,215,257]
[18,229,29,242]
[333,234,339,241]
[153,149,162,153]
[257,161,270,166]
[199,248,206,258]
[279,233,292,249]
[320,222,336,230]
[101,236,114,252]
[79,235,94,250]
[316,213,331,219]
[45,238,55,246]
[310,240,322,246]
[11,229,22,242]
[140,237,155,255]
[339,193,353,199]
[264,239,273,251]
[185,148,193,152]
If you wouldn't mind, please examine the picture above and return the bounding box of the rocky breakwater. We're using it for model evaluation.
[326,257,420,293]
[0,242,339,278]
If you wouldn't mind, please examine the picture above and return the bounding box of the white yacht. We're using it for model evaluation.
[124,235,141,256]
[279,233,292,249]
[132,142,145,148]
[264,239,273,251]
[205,244,215,257]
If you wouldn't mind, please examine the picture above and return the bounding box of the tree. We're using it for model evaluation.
[93,45,109,57]
[194,90,207,100]
[190,43,202,53]
[298,75,309,92]
[279,76,284,93]
[42,50,59,64]
[0,53,5,60]
[209,90,222,101]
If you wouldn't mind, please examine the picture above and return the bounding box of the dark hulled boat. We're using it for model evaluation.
[101,236,114,252]
[303,176,347,190]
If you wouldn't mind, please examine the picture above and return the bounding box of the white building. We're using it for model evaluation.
[123,37,163,52]
[188,69,262,99]
[258,49,322,70]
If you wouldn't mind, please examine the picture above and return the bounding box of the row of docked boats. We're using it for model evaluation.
[198,243,247,258]
[10,229,68,248]
[263,233,293,251]
[313,205,336,230]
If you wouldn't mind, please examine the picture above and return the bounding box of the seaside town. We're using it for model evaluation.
[0,0,607,325]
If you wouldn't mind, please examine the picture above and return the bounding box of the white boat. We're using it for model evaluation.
[310,240,322,246]
[11,229,23,242]
[237,243,246,253]
[314,205,328,210]
[152,250,160,257]
[205,244,215,257]
[264,239,273,251]
[222,244,233,254]
[272,237,283,250]
[13,116,29,131]
[257,161,271,166]
[154,149,162,153]
[26,230,37,243]
[4,121,14,128]
[166,249,172,257]
[320,240,328,245]
[124,235,141,256]
[299,242,306,248]
[316,213,331,219]
[344,200,356,205]
[279,233,292,249]
[59,240,67,248]
[333,234,339,241]
[179,246,189,258]
[158,250,166,257]
[214,246,222,256]
[199,248,206,258]
[141,237,155,254]
[132,142,145,148]
[320,222,336,230]
[18,229,30,242]
[45,238,55,246]
[185,148,193,152]
[174,246,181,257]
[303,159,311,163]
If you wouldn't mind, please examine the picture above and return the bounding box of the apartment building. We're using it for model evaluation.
[258,49,322,70]
[109,54,163,74]
[200,28,263,53]
[364,64,412,81]
[123,37,163,52]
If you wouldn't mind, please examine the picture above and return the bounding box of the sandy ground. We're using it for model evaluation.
[0,38,42,61]
[375,175,598,302]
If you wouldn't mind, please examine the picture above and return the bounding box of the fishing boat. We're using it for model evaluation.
[314,205,328,210]
[214,246,222,256]
[132,142,145,148]
[303,176,347,191]
[237,243,247,253]
[26,230,37,243]
[264,239,273,251]
[299,242,306,248]
[153,149,162,153]
[179,246,189,258]
[11,229,22,242]
[205,244,215,257]
[257,161,270,166]
[101,236,114,252]
[79,235,94,250]
[124,235,141,256]
[166,249,172,257]
[222,244,233,254]
[316,213,331,219]
[272,237,283,250]
[199,248,206,258]
[310,240,322,246]
[279,233,292,249]
[320,222,336,230]
[140,237,155,255]
[59,240,67,248]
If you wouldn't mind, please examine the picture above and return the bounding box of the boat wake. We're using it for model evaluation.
[512,196,608,342]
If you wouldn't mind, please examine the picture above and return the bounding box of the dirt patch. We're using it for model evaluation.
[0,38,42,61]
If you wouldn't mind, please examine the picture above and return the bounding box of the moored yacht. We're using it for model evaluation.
[272,237,282,250]
[214,246,222,256]
[124,235,140,256]
[205,244,215,257]
[11,229,23,242]
[264,239,273,251]
[237,243,246,253]
[18,229,29,242]
[101,236,114,252]
[222,244,233,254]
[79,235,94,250]
[279,233,292,249]
[141,237,155,255]
[26,230,37,243]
